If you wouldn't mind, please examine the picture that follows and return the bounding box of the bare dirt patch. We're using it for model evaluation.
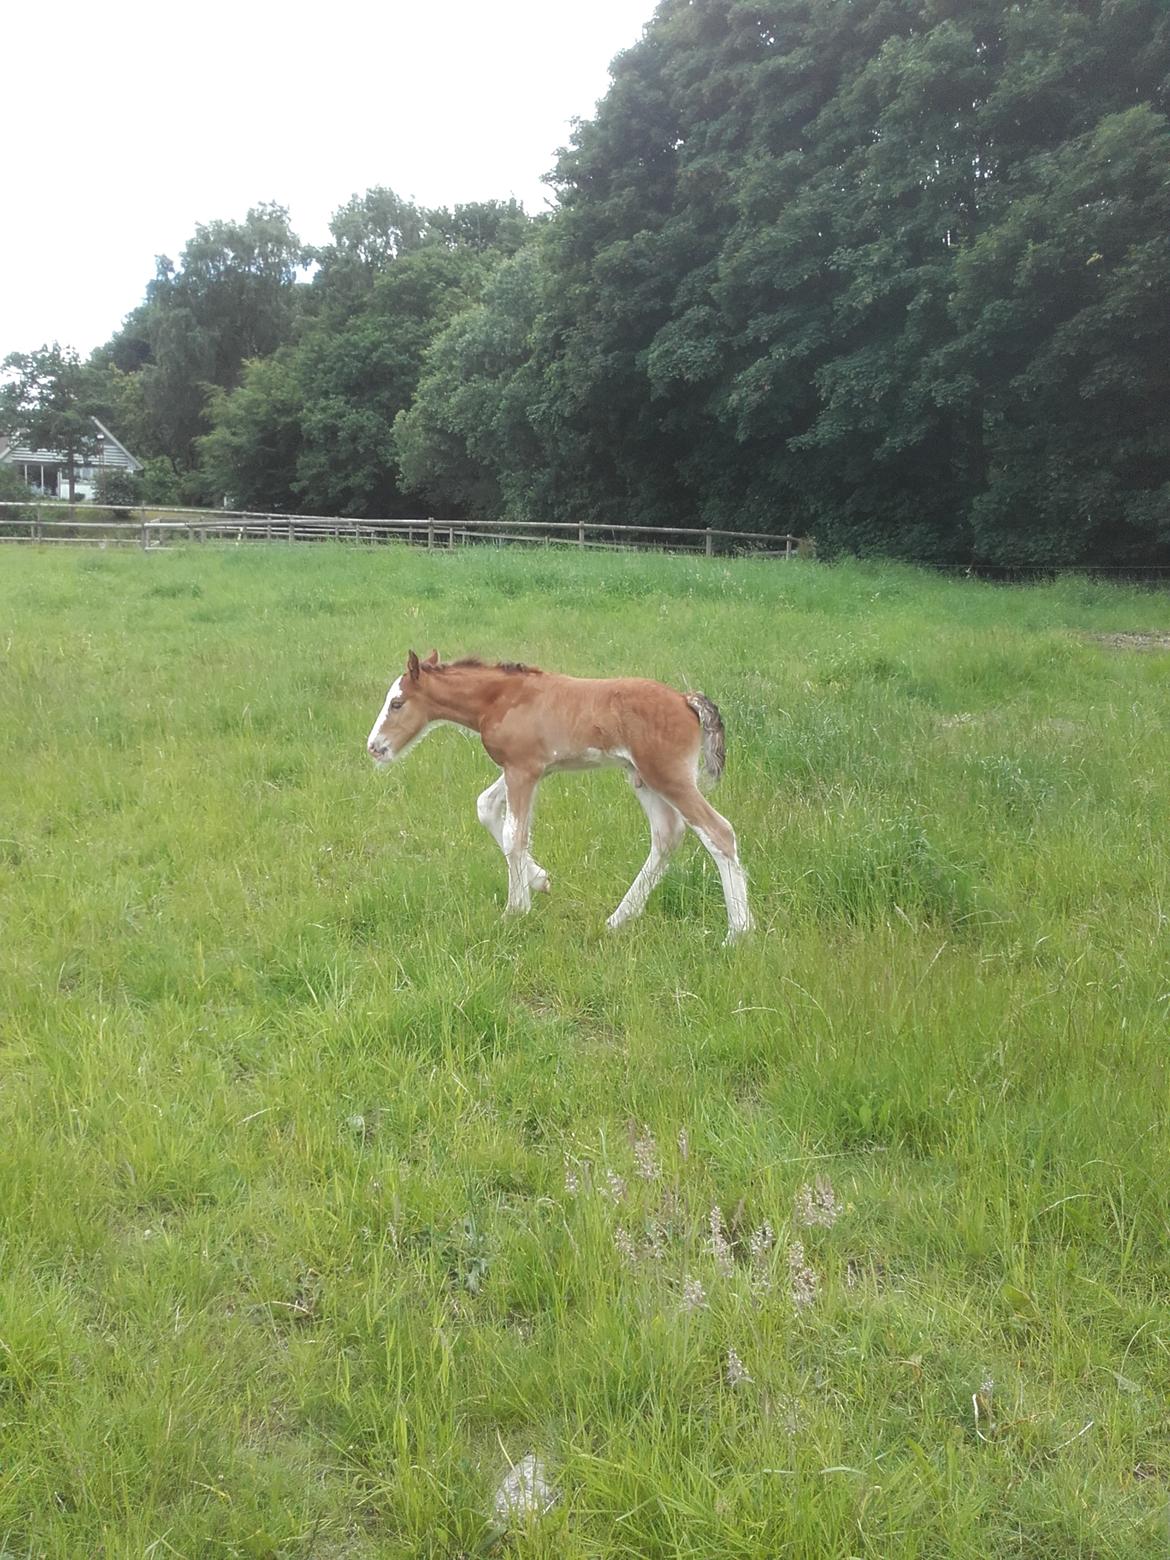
[1087,631,1170,651]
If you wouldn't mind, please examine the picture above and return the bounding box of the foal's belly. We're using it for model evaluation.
[548,746,636,776]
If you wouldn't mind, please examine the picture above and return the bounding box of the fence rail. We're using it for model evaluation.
[0,503,802,558]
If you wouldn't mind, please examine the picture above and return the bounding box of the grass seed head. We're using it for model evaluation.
[750,1220,775,1262]
[794,1175,843,1229]
[726,1346,753,1388]
[788,1242,818,1311]
[749,1221,775,1292]
[645,1218,668,1261]
[680,1275,707,1312]
[633,1126,660,1181]
[613,1226,637,1263]
[709,1205,735,1277]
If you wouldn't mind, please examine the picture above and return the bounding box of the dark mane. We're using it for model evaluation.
[445,657,541,675]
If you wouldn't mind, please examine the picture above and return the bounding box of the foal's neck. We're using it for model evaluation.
[421,666,509,731]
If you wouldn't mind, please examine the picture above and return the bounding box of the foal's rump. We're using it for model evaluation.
[598,677,726,795]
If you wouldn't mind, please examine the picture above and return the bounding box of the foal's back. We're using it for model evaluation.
[481,671,701,780]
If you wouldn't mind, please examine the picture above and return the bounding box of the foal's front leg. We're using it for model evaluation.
[476,775,549,892]
[502,768,540,915]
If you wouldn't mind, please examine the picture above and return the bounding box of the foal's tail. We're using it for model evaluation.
[685,692,726,787]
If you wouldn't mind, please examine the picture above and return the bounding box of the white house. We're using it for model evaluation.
[0,417,142,499]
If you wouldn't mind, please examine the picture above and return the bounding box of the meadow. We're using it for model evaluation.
[1,541,1169,1558]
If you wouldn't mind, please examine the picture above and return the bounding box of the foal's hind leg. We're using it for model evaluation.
[476,774,549,892]
[607,782,685,930]
[651,775,754,942]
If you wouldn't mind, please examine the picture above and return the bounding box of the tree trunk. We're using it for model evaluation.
[66,444,76,503]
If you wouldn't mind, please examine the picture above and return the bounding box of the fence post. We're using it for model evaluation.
[705,528,714,557]
[33,509,42,544]
[578,521,585,546]
[427,517,435,551]
[141,513,148,550]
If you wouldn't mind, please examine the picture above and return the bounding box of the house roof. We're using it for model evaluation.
[0,416,143,472]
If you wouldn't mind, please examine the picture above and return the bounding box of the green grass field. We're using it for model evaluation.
[2,543,1169,1557]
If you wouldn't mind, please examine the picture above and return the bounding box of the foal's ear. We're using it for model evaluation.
[422,648,440,668]
[407,649,421,682]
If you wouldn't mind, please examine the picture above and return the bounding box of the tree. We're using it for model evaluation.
[394,248,549,518]
[294,244,489,515]
[0,344,100,501]
[424,199,536,256]
[102,204,308,472]
[315,188,429,275]
[198,351,304,512]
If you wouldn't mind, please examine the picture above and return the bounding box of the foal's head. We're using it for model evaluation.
[367,649,439,765]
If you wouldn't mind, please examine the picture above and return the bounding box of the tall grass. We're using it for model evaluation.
[2,543,1169,1556]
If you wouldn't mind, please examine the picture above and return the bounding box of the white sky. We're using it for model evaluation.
[1,0,656,359]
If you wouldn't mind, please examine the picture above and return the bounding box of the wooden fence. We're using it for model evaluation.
[0,503,802,559]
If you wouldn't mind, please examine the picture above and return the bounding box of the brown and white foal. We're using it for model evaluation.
[366,651,753,941]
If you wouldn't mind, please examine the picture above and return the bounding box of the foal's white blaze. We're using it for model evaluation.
[368,676,443,765]
[367,676,404,761]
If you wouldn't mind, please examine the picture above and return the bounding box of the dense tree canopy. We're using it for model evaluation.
[198,195,530,514]
[7,0,1166,561]
[397,0,1170,564]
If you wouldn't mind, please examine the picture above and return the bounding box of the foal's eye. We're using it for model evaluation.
[389,697,404,710]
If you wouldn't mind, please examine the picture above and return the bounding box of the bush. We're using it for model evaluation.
[0,465,35,502]
[138,458,184,506]
[95,468,142,512]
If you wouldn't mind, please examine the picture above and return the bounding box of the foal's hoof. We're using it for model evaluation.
[531,870,551,894]
[722,923,755,947]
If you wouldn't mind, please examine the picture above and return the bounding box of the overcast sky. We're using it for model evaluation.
[3,0,656,360]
